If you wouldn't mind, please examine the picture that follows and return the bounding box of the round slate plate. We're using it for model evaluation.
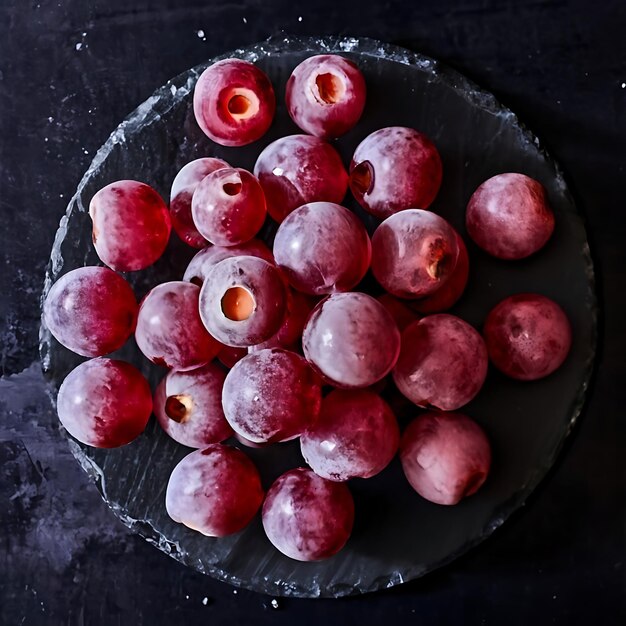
[40,35,597,598]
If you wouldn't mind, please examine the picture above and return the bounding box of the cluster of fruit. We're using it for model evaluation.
[44,54,572,562]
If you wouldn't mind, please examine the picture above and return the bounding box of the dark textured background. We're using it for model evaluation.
[1,0,625,624]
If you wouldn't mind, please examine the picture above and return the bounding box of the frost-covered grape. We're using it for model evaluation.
[166,445,264,536]
[56,358,152,448]
[376,293,420,332]
[89,180,171,271]
[483,293,572,380]
[301,390,399,481]
[193,59,275,147]
[153,362,232,448]
[262,468,354,561]
[371,209,460,299]
[302,292,400,388]
[217,345,248,368]
[43,266,137,357]
[254,135,348,223]
[170,157,229,248]
[191,168,266,246]
[349,127,442,219]
[183,239,274,287]
[273,202,371,295]
[222,348,321,443]
[401,412,491,505]
[285,54,366,139]
[135,281,220,370]
[466,173,555,260]
[393,315,488,411]
[199,256,288,347]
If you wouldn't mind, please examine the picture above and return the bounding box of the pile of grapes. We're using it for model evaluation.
[44,54,572,563]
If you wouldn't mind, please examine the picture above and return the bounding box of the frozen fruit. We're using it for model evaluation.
[376,293,420,332]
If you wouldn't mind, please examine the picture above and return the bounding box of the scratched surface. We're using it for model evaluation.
[1,0,625,624]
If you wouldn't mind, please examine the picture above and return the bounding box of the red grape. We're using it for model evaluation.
[302,292,400,388]
[166,444,264,536]
[349,126,442,219]
[183,239,274,287]
[199,255,288,347]
[400,412,491,505]
[301,390,399,481]
[285,54,366,139]
[216,345,248,368]
[135,281,220,370]
[89,180,171,271]
[376,293,420,332]
[253,135,348,223]
[43,266,137,357]
[170,157,229,248]
[393,314,488,411]
[483,293,572,380]
[193,59,275,147]
[273,202,371,295]
[371,209,460,299]
[191,167,266,246]
[262,468,354,561]
[222,348,322,443]
[153,362,233,448]
[56,358,152,448]
[466,173,555,260]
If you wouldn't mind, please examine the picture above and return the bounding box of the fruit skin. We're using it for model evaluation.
[302,292,401,388]
[253,134,348,223]
[191,168,266,246]
[376,293,420,332]
[43,266,137,357]
[262,467,355,561]
[301,389,400,481]
[393,314,488,411]
[198,255,288,347]
[169,157,229,248]
[89,180,171,271]
[193,58,276,147]
[165,444,264,537]
[285,54,366,139]
[466,173,555,260]
[222,348,322,443]
[183,239,274,286]
[371,209,461,299]
[153,363,233,448]
[273,202,371,296]
[483,293,572,380]
[56,358,152,448]
[400,412,491,505]
[349,126,443,219]
[135,281,221,371]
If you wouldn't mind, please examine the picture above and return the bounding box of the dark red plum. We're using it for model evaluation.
[193,59,275,147]
[466,173,555,260]
[273,202,371,295]
[483,293,572,380]
[262,468,354,561]
[135,281,221,370]
[153,363,233,448]
[165,445,264,537]
[89,180,171,271]
[191,167,266,246]
[56,358,152,448]
[253,135,348,223]
[393,315,488,411]
[285,54,366,139]
[349,126,442,219]
[302,292,400,388]
[301,390,400,481]
[43,266,137,357]
[222,348,322,443]
[371,209,460,299]
[199,256,288,347]
[401,412,491,505]
[170,157,229,248]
